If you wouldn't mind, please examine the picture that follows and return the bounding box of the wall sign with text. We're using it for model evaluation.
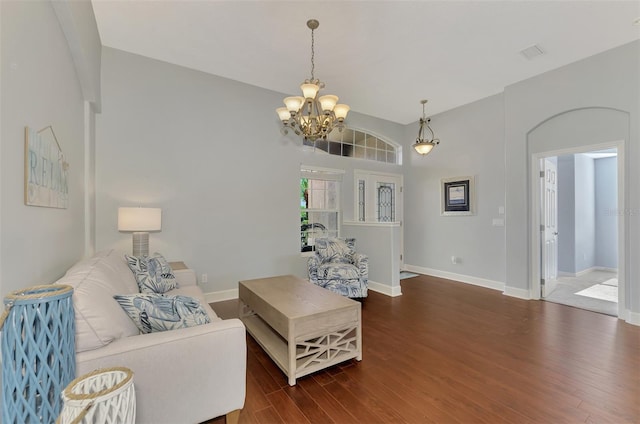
[24,126,69,209]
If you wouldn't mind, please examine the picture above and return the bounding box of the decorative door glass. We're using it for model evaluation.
[377,183,395,222]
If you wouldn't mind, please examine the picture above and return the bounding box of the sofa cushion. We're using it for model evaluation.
[169,285,221,322]
[114,293,211,334]
[55,250,140,352]
[126,253,178,294]
[316,238,356,264]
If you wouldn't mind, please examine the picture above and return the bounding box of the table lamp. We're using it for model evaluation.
[118,207,162,257]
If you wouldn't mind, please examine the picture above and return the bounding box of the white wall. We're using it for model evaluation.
[404,93,506,286]
[595,156,618,269]
[557,155,575,274]
[557,153,619,275]
[4,3,636,324]
[0,0,87,296]
[343,223,401,296]
[51,0,102,110]
[95,48,405,293]
[574,153,596,272]
[505,40,638,318]
[403,41,638,321]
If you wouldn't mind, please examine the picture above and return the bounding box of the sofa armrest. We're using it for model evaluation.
[353,253,369,280]
[77,319,246,424]
[308,254,321,284]
[173,268,197,287]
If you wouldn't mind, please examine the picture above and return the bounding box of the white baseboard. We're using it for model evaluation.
[576,267,596,277]
[503,286,532,300]
[624,310,640,326]
[368,280,402,297]
[204,288,238,303]
[404,264,505,292]
[556,267,617,278]
[575,266,618,277]
[203,281,402,302]
[596,267,618,274]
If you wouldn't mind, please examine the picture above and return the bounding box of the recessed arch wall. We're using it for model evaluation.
[504,40,639,324]
[526,107,628,316]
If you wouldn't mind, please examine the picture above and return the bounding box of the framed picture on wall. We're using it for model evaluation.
[441,176,475,216]
[24,126,69,209]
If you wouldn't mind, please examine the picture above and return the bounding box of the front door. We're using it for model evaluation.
[541,158,558,297]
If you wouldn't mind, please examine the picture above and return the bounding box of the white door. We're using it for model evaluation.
[541,158,558,297]
[375,175,403,271]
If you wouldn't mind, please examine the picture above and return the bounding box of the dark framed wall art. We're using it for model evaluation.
[441,176,475,216]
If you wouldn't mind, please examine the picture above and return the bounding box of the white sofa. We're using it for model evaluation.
[54,249,246,424]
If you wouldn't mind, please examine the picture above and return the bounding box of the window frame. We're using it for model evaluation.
[303,127,402,165]
[300,166,344,256]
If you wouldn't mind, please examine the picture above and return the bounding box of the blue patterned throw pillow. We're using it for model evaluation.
[125,252,178,294]
[114,293,211,334]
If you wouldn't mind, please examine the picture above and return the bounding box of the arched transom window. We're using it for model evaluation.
[303,127,400,164]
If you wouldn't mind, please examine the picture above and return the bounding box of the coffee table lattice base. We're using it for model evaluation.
[296,327,358,370]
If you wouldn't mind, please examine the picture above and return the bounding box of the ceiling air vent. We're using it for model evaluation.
[520,44,544,60]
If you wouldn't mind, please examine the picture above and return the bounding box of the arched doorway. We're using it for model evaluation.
[527,107,628,318]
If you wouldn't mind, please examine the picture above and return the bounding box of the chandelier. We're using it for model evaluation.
[276,19,349,141]
[413,100,440,155]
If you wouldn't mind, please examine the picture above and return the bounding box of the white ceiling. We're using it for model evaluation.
[91,0,640,125]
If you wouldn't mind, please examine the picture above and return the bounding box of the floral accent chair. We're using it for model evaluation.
[308,237,368,298]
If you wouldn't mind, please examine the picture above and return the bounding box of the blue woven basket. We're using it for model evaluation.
[1,284,75,424]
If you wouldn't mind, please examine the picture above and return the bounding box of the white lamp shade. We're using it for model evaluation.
[318,95,338,112]
[118,207,162,232]
[413,142,435,155]
[333,104,350,120]
[284,96,304,113]
[300,83,320,99]
[276,107,291,121]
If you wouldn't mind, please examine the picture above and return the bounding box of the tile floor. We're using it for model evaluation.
[544,269,618,316]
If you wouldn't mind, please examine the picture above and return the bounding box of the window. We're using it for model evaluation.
[300,167,343,253]
[303,127,401,165]
[354,170,402,223]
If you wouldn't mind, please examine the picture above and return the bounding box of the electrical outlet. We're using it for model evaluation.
[451,256,458,264]
[201,274,208,283]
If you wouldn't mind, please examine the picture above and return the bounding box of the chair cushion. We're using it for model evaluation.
[316,238,356,264]
[318,263,360,281]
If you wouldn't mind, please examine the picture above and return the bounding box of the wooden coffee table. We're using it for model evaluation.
[239,275,362,386]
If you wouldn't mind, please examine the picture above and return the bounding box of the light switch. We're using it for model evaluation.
[492,218,505,227]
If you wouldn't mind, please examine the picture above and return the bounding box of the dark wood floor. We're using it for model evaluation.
[206,274,639,424]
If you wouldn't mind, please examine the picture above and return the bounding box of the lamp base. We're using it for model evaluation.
[132,232,149,257]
